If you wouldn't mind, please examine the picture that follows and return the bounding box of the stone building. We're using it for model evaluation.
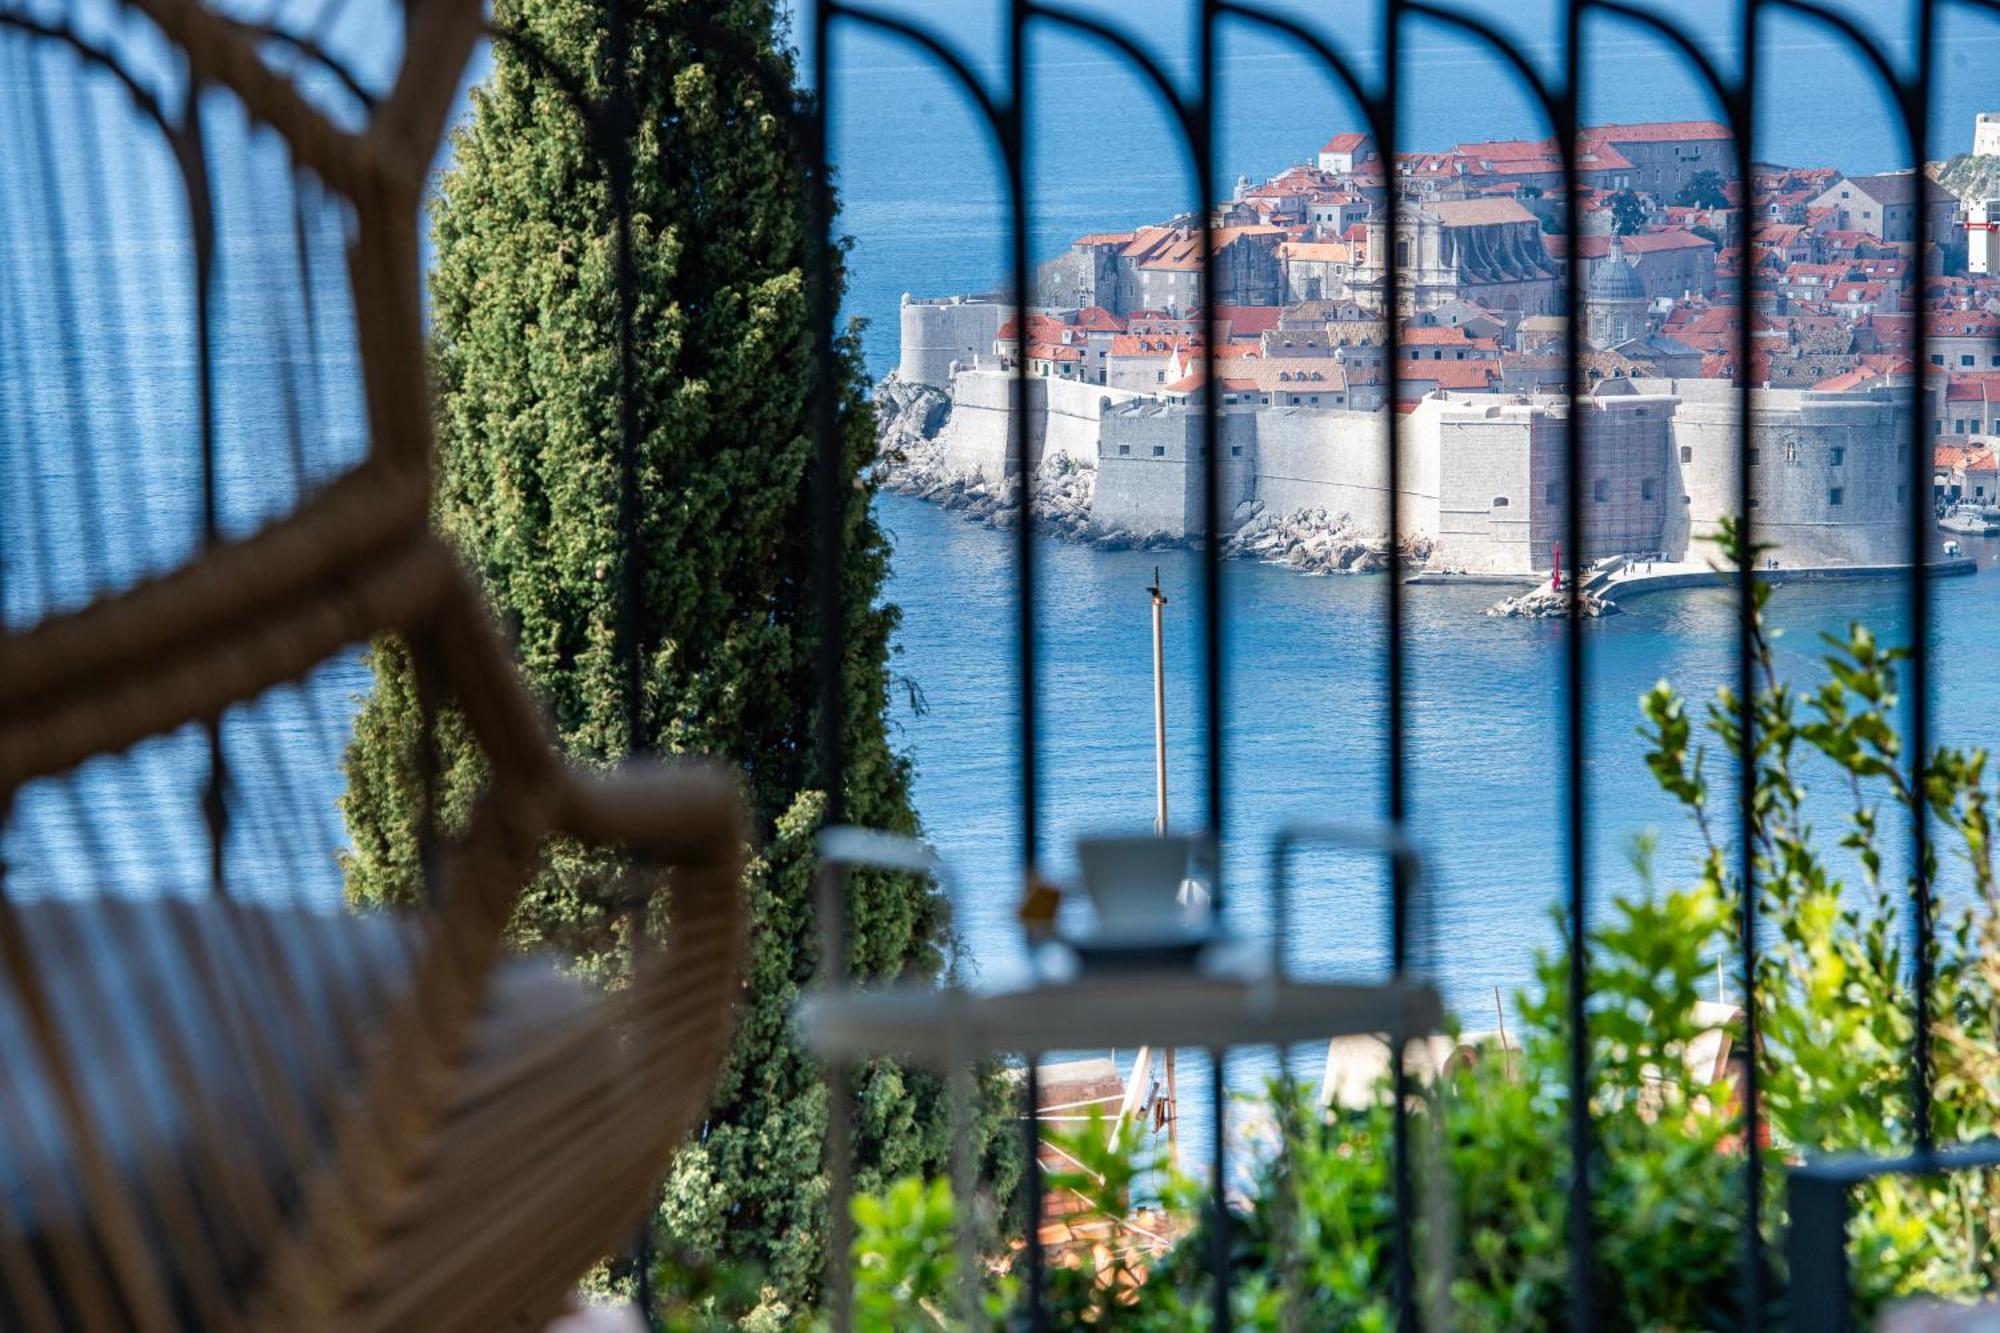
[1588,121,1735,198]
[1347,198,1563,316]
[1807,172,1959,245]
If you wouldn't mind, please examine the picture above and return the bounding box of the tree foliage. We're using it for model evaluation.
[338,0,1000,1312]
[1674,168,1730,210]
[1608,188,1648,237]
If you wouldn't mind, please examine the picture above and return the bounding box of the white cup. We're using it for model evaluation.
[1075,833,1213,942]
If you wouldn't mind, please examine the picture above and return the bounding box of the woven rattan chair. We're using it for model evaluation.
[0,3,746,1329]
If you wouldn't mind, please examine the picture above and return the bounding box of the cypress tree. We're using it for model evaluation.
[339,0,987,1309]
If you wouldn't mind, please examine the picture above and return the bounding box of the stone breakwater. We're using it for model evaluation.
[1485,583,1618,618]
[871,376,1432,574]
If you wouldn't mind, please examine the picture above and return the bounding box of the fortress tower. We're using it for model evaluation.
[1975,112,2000,158]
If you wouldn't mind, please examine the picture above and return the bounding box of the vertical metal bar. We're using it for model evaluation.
[947,1040,980,1329]
[1906,0,1936,1160]
[608,0,643,761]
[1733,6,1767,1323]
[808,5,854,1328]
[1557,5,1594,1326]
[1007,0,1046,1323]
[604,1,659,1312]
[811,0,844,835]
[1022,1055,1047,1332]
[1380,8,1416,1328]
[1784,1173,1852,1333]
[1195,5,1232,1328]
[1209,1047,1231,1332]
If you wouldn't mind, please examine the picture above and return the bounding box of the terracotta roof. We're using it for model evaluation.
[1426,197,1537,227]
[1072,232,1135,248]
[996,314,1070,343]
[1205,304,1283,336]
[1320,132,1370,154]
[1278,241,1353,263]
[1588,120,1732,143]
[1932,310,2000,336]
[1399,326,1487,346]
[1072,306,1127,333]
[1400,361,1502,390]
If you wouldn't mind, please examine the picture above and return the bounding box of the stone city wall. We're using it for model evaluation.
[934,370,1146,481]
[923,360,1917,575]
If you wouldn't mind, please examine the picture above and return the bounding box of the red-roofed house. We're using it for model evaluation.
[1397,325,1501,362]
[1317,132,1376,175]
[1587,120,1733,196]
[1400,360,1502,396]
[1807,172,1960,245]
[1822,281,1897,318]
[1929,309,2000,373]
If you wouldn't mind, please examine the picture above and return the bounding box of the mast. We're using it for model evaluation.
[1147,566,1177,1155]
[1150,566,1169,836]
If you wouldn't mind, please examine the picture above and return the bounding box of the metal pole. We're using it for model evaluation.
[1151,567,1169,837]
[1148,566,1178,1159]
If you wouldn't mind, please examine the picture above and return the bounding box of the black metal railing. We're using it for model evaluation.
[790,2,1995,1329]
[6,0,1994,1327]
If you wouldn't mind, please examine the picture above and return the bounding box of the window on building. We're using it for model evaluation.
[1152,446,1166,457]
[1829,486,1844,506]
[1231,445,1243,457]
[1747,448,1760,466]
[1642,478,1658,500]
[1593,478,1611,502]
[1682,494,1692,505]
[1157,371,1165,383]
[1680,445,1693,463]
[1118,445,1131,456]
[1545,482,1560,504]
[1932,353,1946,366]
[1310,395,1319,404]
[1830,446,1845,466]
[1749,496,1762,508]
[1493,496,1510,508]
[1964,355,1977,367]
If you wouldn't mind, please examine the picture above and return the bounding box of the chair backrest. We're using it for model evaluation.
[0,4,746,1328]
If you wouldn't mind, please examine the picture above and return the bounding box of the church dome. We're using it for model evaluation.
[1589,236,1646,301]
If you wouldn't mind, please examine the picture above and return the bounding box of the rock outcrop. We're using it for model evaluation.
[1221,502,1432,576]
[1485,582,1618,618]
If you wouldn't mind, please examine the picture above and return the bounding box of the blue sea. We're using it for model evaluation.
[7,0,2000,1159]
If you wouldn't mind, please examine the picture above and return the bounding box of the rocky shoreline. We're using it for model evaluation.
[871,376,1434,578]
[872,375,1616,616]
